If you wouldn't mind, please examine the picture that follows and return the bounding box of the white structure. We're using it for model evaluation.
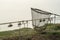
[31,8,52,27]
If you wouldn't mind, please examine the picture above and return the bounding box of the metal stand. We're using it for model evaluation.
[26,21,28,28]
[54,15,56,31]
[18,22,21,40]
[50,18,51,31]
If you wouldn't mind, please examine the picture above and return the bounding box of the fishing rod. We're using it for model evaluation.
[0,17,54,25]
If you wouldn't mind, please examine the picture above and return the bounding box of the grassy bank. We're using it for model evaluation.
[0,24,60,40]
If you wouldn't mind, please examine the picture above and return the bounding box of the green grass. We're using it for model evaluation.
[0,24,60,38]
[0,28,36,38]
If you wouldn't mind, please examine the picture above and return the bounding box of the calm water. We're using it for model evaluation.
[0,21,33,32]
[0,18,60,32]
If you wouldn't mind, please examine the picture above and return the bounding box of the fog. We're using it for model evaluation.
[0,0,60,31]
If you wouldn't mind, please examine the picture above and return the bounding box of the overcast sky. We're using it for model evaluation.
[0,0,60,31]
